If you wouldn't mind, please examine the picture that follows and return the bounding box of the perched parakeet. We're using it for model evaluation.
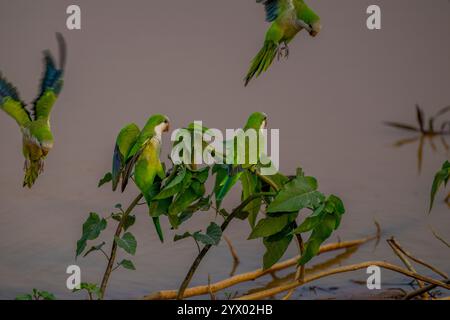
[117,114,170,242]
[111,123,141,191]
[215,112,268,218]
[0,33,66,187]
[245,0,321,86]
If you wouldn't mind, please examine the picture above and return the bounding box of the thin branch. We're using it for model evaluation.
[430,225,450,248]
[144,233,377,300]
[207,275,216,300]
[224,236,240,276]
[235,261,450,300]
[404,280,450,300]
[99,249,110,261]
[388,238,448,279]
[282,231,304,300]
[175,192,276,300]
[99,193,143,299]
[387,238,428,299]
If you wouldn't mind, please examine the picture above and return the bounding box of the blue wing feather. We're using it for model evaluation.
[32,33,66,119]
[257,0,279,22]
[0,73,24,105]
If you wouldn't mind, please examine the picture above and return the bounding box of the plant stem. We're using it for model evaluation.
[99,193,143,299]
[282,226,305,300]
[250,168,280,192]
[176,192,275,300]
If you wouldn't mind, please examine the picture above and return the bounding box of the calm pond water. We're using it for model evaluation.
[0,0,449,299]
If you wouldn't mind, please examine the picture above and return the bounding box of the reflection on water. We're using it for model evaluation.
[393,134,449,173]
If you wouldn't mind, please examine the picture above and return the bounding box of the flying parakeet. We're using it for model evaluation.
[245,0,321,86]
[0,33,66,187]
[112,114,170,242]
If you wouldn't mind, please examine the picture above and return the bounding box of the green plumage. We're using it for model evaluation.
[214,112,268,222]
[114,114,170,242]
[245,0,321,86]
[0,33,66,188]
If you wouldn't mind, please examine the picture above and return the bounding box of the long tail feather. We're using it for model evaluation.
[244,41,278,86]
[23,159,43,188]
[152,217,164,243]
[55,32,67,71]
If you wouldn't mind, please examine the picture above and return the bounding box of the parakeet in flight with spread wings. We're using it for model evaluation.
[245,0,321,86]
[112,114,170,242]
[0,33,66,188]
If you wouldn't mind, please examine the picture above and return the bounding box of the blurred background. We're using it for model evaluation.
[0,0,449,299]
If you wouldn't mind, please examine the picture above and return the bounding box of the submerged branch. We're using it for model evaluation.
[235,261,450,300]
[387,238,428,299]
[144,232,378,300]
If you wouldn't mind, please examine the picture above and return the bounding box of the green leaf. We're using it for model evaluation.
[122,215,136,231]
[76,213,107,257]
[118,259,136,270]
[98,172,112,188]
[299,213,338,265]
[174,232,193,242]
[154,167,187,200]
[206,222,222,244]
[38,291,56,300]
[83,242,106,258]
[240,170,262,228]
[15,294,32,300]
[429,161,450,212]
[292,204,325,234]
[193,222,222,246]
[267,176,325,213]
[193,167,210,184]
[326,195,345,215]
[213,164,241,209]
[149,197,172,218]
[263,226,294,269]
[115,232,137,255]
[248,213,295,239]
[168,185,204,217]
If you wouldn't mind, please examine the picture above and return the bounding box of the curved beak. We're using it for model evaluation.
[164,122,170,132]
[309,21,322,37]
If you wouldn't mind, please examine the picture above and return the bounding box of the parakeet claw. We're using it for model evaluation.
[277,42,289,61]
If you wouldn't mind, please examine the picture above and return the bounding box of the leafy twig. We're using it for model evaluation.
[99,193,143,299]
[175,192,276,300]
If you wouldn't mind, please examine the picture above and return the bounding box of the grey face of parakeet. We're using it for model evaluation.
[154,118,170,136]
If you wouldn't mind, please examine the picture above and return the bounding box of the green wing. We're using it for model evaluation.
[112,123,141,191]
[32,33,66,120]
[121,131,155,192]
[0,73,31,128]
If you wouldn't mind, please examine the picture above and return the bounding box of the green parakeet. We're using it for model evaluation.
[113,114,170,242]
[245,0,321,86]
[0,33,66,187]
[215,112,268,220]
